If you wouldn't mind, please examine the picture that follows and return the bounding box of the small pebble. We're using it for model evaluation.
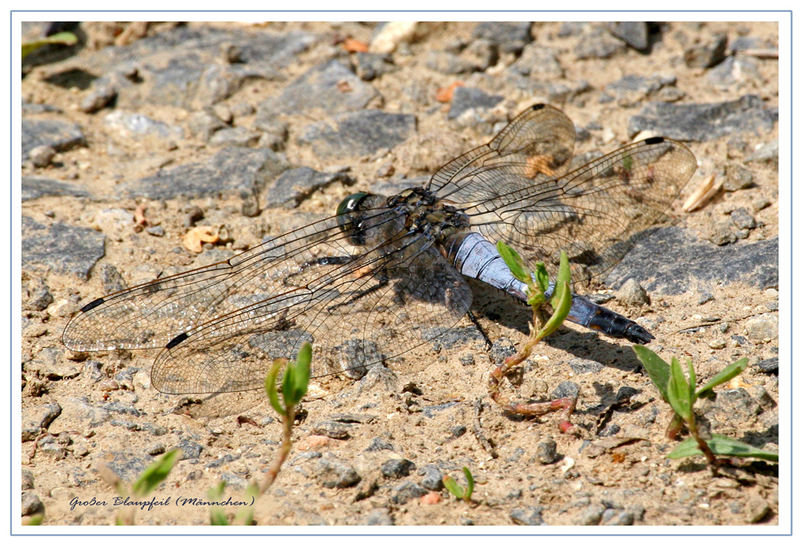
[552,381,579,399]
[420,491,442,505]
[21,469,34,490]
[146,442,166,456]
[313,457,361,488]
[747,493,771,523]
[182,206,205,227]
[29,145,56,167]
[390,481,427,504]
[365,437,394,452]
[418,464,444,490]
[723,164,754,191]
[21,492,44,516]
[708,338,727,349]
[311,420,351,440]
[697,291,714,305]
[145,225,165,237]
[536,437,558,464]
[364,508,394,525]
[616,279,650,306]
[730,208,756,230]
[510,506,544,525]
[755,357,778,374]
[381,458,416,479]
[744,314,778,343]
[577,504,605,525]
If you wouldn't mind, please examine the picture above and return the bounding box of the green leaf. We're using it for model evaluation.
[265,359,286,416]
[697,358,748,398]
[667,358,692,421]
[528,292,547,308]
[442,475,464,499]
[210,509,229,525]
[207,481,226,500]
[22,31,78,59]
[687,358,696,399]
[533,262,549,295]
[131,449,181,497]
[668,434,778,462]
[554,250,571,293]
[233,483,259,525]
[25,513,44,525]
[632,345,671,400]
[497,241,531,285]
[281,365,295,406]
[463,467,474,501]
[537,251,571,340]
[288,343,311,405]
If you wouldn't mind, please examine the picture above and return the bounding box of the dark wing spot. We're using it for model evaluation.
[165,331,189,349]
[80,297,104,313]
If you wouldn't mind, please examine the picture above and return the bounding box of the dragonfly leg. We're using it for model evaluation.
[466,310,492,349]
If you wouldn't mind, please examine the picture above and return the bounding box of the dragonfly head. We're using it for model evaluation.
[336,192,370,233]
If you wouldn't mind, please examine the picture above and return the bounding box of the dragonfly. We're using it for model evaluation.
[62,103,697,396]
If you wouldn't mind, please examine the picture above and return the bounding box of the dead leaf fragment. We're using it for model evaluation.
[683,173,721,212]
[342,37,369,53]
[370,21,418,54]
[183,225,220,253]
[435,81,464,103]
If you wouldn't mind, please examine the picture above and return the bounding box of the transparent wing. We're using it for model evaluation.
[428,104,697,284]
[428,103,577,199]
[63,215,362,351]
[151,235,471,394]
[63,205,472,394]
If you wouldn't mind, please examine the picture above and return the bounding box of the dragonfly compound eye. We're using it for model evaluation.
[336,192,370,233]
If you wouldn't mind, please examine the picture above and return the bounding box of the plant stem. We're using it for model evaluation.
[259,404,296,494]
[488,351,576,429]
[685,413,718,471]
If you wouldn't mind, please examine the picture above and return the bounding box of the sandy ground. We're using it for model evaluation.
[19,20,780,528]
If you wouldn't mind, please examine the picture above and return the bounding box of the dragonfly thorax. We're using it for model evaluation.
[336,187,470,246]
[388,187,470,242]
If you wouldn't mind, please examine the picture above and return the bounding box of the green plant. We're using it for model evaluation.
[443,467,475,503]
[207,481,259,525]
[22,32,78,59]
[97,448,181,525]
[633,346,777,467]
[490,243,575,428]
[206,343,311,525]
[131,449,181,497]
[22,512,44,525]
[257,342,312,494]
